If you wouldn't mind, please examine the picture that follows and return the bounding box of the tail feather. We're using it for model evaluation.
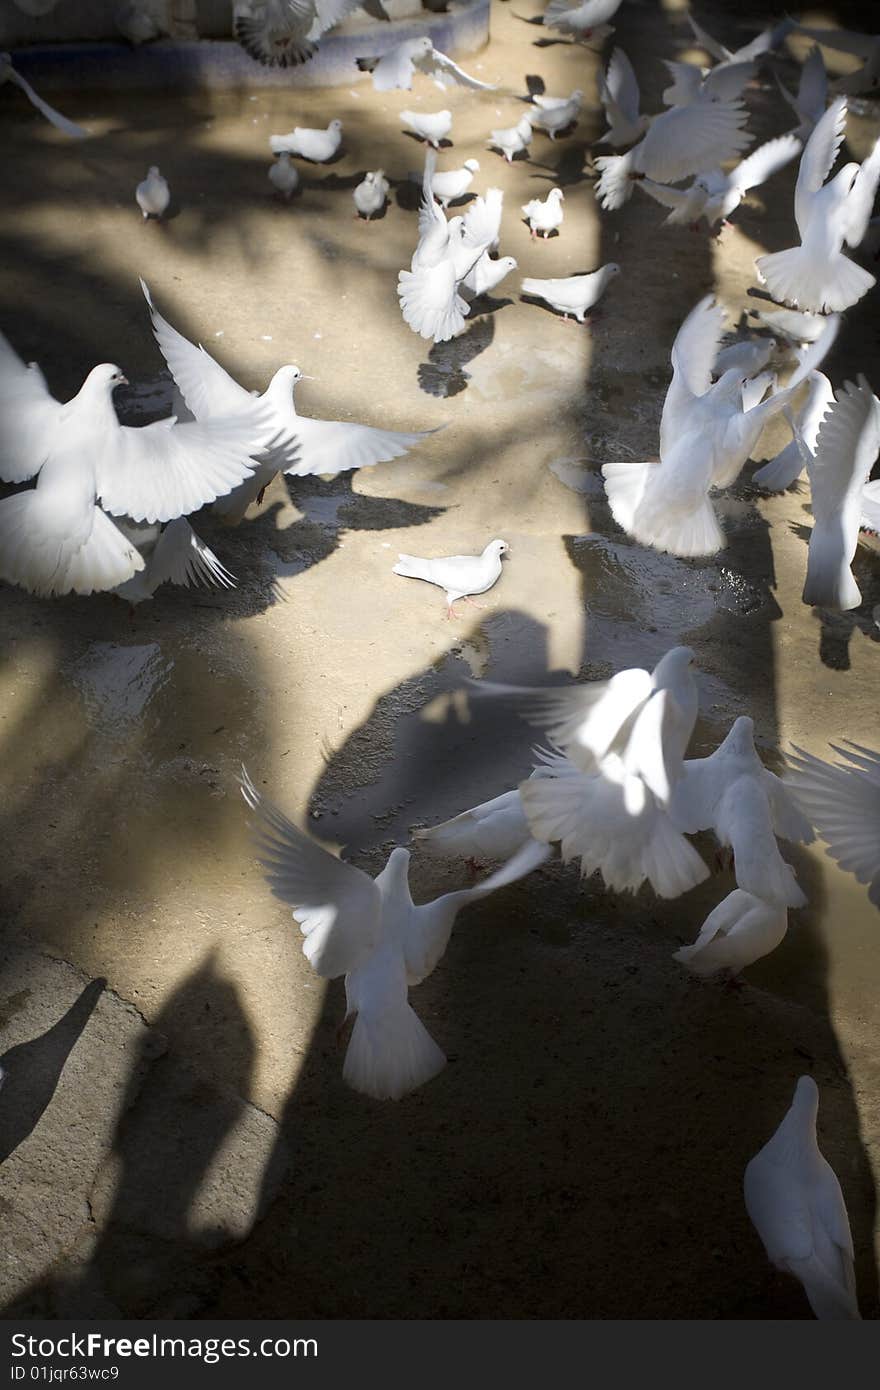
[803,526,862,610]
[392,553,433,582]
[601,459,652,534]
[397,268,468,344]
[0,495,143,598]
[756,246,875,314]
[234,16,315,68]
[594,150,637,210]
[343,1003,446,1101]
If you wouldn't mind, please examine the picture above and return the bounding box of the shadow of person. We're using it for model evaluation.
[0,977,105,1166]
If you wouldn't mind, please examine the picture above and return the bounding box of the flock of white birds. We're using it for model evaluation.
[2,0,880,1320]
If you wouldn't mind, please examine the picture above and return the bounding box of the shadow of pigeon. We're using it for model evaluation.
[417,317,495,398]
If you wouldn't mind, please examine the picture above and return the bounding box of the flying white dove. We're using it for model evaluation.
[796,376,880,611]
[142,281,434,524]
[661,57,757,108]
[786,741,880,908]
[414,786,536,864]
[135,166,170,220]
[686,12,791,69]
[669,716,814,908]
[268,153,299,198]
[0,52,89,139]
[594,92,751,210]
[241,768,548,1100]
[753,371,834,490]
[776,47,828,140]
[401,108,452,149]
[521,188,564,240]
[353,170,389,220]
[520,264,619,322]
[113,517,236,605]
[487,113,533,163]
[471,647,708,897]
[713,335,776,380]
[748,305,829,348]
[234,1,317,67]
[529,89,582,140]
[674,889,789,977]
[755,98,879,313]
[431,158,480,210]
[542,0,621,41]
[398,155,502,343]
[744,1076,860,1319]
[792,24,880,97]
[393,538,508,618]
[355,35,496,93]
[642,135,802,232]
[0,338,264,597]
[596,49,648,147]
[269,118,342,161]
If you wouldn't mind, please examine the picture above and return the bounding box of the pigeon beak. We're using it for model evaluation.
[118,375,129,386]
[301,374,316,381]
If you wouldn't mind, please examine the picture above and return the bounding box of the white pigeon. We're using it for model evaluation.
[0,52,89,139]
[601,296,829,557]
[113,517,236,605]
[355,35,496,93]
[713,335,776,380]
[661,57,757,109]
[796,377,880,611]
[786,741,880,908]
[521,264,619,322]
[393,538,508,618]
[269,119,342,162]
[529,90,582,140]
[673,889,789,976]
[753,370,834,490]
[430,159,480,210]
[268,153,299,198]
[648,140,794,238]
[686,12,790,68]
[755,98,879,313]
[594,93,751,210]
[542,0,621,41]
[669,716,814,908]
[142,281,434,524]
[401,108,452,149]
[748,305,829,348]
[135,166,170,220]
[487,113,533,163]
[461,254,517,301]
[0,340,263,598]
[597,49,648,148]
[398,156,502,343]
[521,188,564,240]
[776,47,828,140]
[473,647,709,898]
[744,1076,860,1320]
[793,24,880,97]
[241,768,548,1101]
[353,170,389,220]
[415,787,535,864]
[861,479,880,533]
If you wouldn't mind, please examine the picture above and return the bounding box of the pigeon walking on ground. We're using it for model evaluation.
[487,113,533,163]
[268,153,300,198]
[522,188,564,240]
[270,119,342,161]
[521,264,619,322]
[401,108,452,149]
[431,159,480,210]
[393,538,509,618]
[135,167,170,220]
[744,1076,860,1320]
[529,89,582,140]
[353,170,389,220]
[241,768,548,1100]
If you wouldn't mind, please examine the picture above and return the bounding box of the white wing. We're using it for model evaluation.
[660,295,726,451]
[286,415,434,477]
[420,45,496,91]
[787,742,880,906]
[686,13,730,62]
[637,178,692,212]
[468,668,653,773]
[460,187,503,255]
[141,280,257,420]
[240,766,382,977]
[795,97,847,235]
[808,377,880,522]
[638,98,750,185]
[730,133,802,194]
[5,66,89,139]
[604,47,640,123]
[0,331,63,482]
[843,133,880,248]
[147,518,237,592]
[95,413,263,524]
[702,60,757,101]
